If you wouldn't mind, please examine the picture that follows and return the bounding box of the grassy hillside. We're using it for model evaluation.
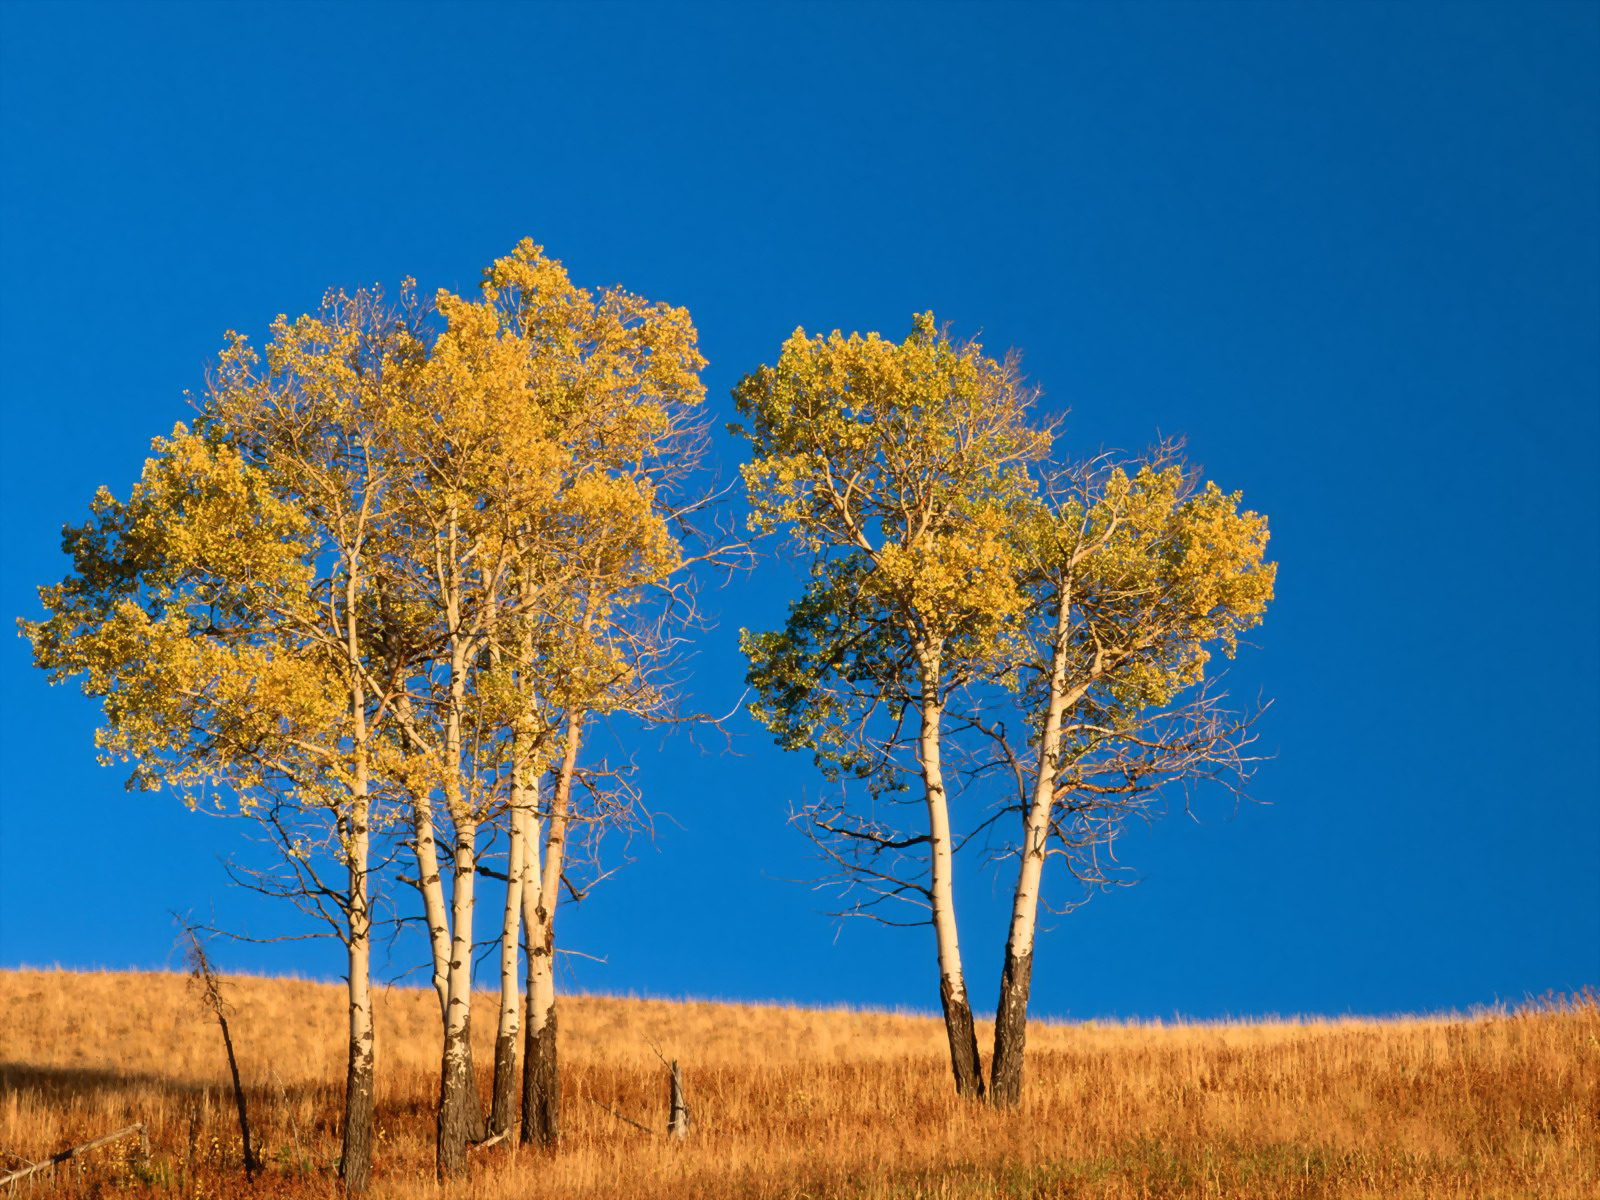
[1,970,1594,1198]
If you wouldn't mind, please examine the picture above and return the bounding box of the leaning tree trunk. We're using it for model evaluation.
[522,709,581,1147]
[399,694,453,1023]
[991,583,1079,1108]
[916,667,984,1100]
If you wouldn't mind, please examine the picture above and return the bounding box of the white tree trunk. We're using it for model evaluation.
[521,709,581,1146]
[435,518,481,1178]
[990,583,1074,1107]
[915,652,984,1099]
[488,779,526,1136]
[341,794,376,1190]
[340,566,376,1189]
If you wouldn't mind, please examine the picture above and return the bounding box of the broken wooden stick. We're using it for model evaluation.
[0,1123,148,1187]
[667,1060,690,1140]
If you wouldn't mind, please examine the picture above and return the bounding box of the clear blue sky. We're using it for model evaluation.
[2,0,1595,1020]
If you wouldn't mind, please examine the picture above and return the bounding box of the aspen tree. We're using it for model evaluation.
[987,452,1275,1107]
[733,315,1048,1099]
[384,243,711,1168]
[473,243,710,1148]
[380,290,535,1177]
[21,285,424,1191]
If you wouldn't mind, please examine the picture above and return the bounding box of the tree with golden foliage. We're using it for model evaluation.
[21,283,426,1191]
[734,314,1049,1099]
[376,242,714,1174]
[21,241,724,1186]
[736,317,1275,1107]
[987,445,1276,1106]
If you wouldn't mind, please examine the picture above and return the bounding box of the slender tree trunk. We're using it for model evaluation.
[340,798,376,1190]
[916,658,984,1100]
[991,584,1074,1108]
[340,572,376,1190]
[435,530,481,1179]
[489,782,526,1137]
[435,814,477,1178]
[410,783,491,1153]
[399,692,452,1023]
[521,709,581,1147]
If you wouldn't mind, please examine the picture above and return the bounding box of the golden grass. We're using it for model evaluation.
[1,969,1594,1198]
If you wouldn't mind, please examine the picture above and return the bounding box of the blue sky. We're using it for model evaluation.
[1,0,1595,1020]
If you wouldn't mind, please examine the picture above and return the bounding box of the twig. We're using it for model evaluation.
[583,1096,656,1136]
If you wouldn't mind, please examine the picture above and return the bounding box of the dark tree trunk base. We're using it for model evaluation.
[436,1027,474,1180]
[340,1043,375,1192]
[463,1034,488,1144]
[489,1032,517,1138]
[521,1006,560,1147]
[939,973,986,1100]
[989,949,1034,1108]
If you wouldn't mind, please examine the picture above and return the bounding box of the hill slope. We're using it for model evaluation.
[2,970,1594,1198]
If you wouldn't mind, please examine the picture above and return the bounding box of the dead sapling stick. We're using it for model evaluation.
[667,1061,690,1140]
[645,1037,692,1141]
[0,1124,148,1187]
[179,921,261,1182]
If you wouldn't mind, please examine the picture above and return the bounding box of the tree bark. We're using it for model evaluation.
[667,1060,689,1139]
[340,569,376,1189]
[489,784,526,1138]
[990,582,1074,1108]
[436,520,485,1178]
[435,816,478,1177]
[339,801,376,1190]
[436,1017,474,1179]
[521,979,559,1147]
[916,658,984,1100]
[988,947,1034,1108]
[398,698,452,1025]
[521,709,581,1146]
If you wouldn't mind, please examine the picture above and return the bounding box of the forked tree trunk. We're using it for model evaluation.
[916,664,984,1100]
[411,798,486,1139]
[990,584,1076,1108]
[521,709,581,1147]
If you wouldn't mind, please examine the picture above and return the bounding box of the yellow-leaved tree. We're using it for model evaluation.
[736,314,1275,1108]
[987,445,1276,1106]
[376,242,715,1174]
[21,242,726,1186]
[21,284,426,1191]
[734,314,1049,1099]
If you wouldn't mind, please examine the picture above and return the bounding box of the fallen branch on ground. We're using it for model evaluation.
[0,1124,148,1187]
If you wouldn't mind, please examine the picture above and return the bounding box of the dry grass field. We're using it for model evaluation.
[0,969,1594,1199]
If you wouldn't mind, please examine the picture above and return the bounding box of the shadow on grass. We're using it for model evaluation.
[0,1060,334,1107]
